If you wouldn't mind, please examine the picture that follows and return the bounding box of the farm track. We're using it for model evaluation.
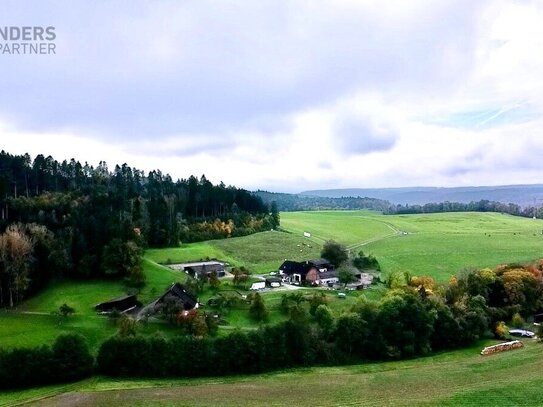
[346,216,403,251]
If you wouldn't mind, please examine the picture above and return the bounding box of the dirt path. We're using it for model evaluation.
[346,217,403,252]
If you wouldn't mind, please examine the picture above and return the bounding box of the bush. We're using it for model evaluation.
[511,312,525,328]
[495,321,508,340]
[51,334,94,381]
[0,346,53,388]
[0,334,93,389]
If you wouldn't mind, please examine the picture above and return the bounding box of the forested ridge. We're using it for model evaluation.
[0,151,276,307]
[257,190,542,219]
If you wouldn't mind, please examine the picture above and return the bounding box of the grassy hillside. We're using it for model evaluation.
[147,210,543,282]
[147,230,322,274]
[3,340,541,406]
[283,211,543,282]
[0,259,186,351]
[4,210,542,350]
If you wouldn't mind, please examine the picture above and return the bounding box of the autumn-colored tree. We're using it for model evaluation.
[232,268,248,287]
[0,224,33,307]
[495,321,508,340]
[409,276,436,291]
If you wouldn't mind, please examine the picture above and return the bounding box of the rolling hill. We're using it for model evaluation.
[299,184,543,206]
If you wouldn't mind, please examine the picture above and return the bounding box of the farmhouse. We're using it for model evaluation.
[169,261,226,279]
[137,282,198,320]
[319,270,339,286]
[279,259,337,285]
[156,283,199,310]
[95,294,140,315]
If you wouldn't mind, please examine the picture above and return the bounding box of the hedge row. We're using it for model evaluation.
[0,334,93,389]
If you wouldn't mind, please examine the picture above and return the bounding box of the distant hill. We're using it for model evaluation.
[300,184,543,207]
[254,190,391,212]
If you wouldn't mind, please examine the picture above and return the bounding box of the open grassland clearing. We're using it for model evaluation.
[0,259,186,351]
[280,210,396,246]
[147,230,322,274]
[3,340,542,407]
[283,210,543,282]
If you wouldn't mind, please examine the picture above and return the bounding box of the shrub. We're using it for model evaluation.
[0,334,93,389]
[51,334,94,381]
[511,312,525,328]
[495,321,508,340]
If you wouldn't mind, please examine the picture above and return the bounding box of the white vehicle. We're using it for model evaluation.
[509,329,535,338]
[250,281,266,290]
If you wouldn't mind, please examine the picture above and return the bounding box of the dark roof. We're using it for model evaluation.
[158,283,198,310]
[186,263,224,276]
[279,260,316,276]
[310,258,332,267]
[266,277,283,283]
[95,294,139,313]
[319,270,338,279]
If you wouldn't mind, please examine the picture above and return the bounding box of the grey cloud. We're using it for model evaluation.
[334,115,398,155]
[0,0,486,142]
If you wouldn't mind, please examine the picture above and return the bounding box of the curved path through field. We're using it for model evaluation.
[346,216,403,252]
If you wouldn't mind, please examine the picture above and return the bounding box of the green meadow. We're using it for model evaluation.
[283,211,543,282]
[2,210,543,351]
[2,210,543,404]
[2,339,541,406]
[151,210,543,282]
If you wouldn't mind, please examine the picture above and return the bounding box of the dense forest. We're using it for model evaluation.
[255,190,391,212]
[0,151,276,307]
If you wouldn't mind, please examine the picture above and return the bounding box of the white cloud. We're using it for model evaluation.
[1,0,543,192]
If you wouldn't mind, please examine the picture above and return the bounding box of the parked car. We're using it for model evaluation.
[509,329,535,338]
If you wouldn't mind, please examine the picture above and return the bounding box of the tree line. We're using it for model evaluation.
[3,261,542,389]
[257,189,543,220]
[255,190,391,212]
[96,261,543,377]
[383,199,541,218]
[0,151,277,307]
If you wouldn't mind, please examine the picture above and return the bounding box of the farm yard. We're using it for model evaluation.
[2,339,542,406]
[283,211,543,282]
[2,210,543,350]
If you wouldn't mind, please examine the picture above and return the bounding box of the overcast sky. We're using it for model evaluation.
[1,0,543,192]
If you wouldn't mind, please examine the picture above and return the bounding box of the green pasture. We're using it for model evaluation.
[280,210,395,245]
[283,211,543,282]
[147,230,321,274]
[4,209,543,352]
[0,258,188,351]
